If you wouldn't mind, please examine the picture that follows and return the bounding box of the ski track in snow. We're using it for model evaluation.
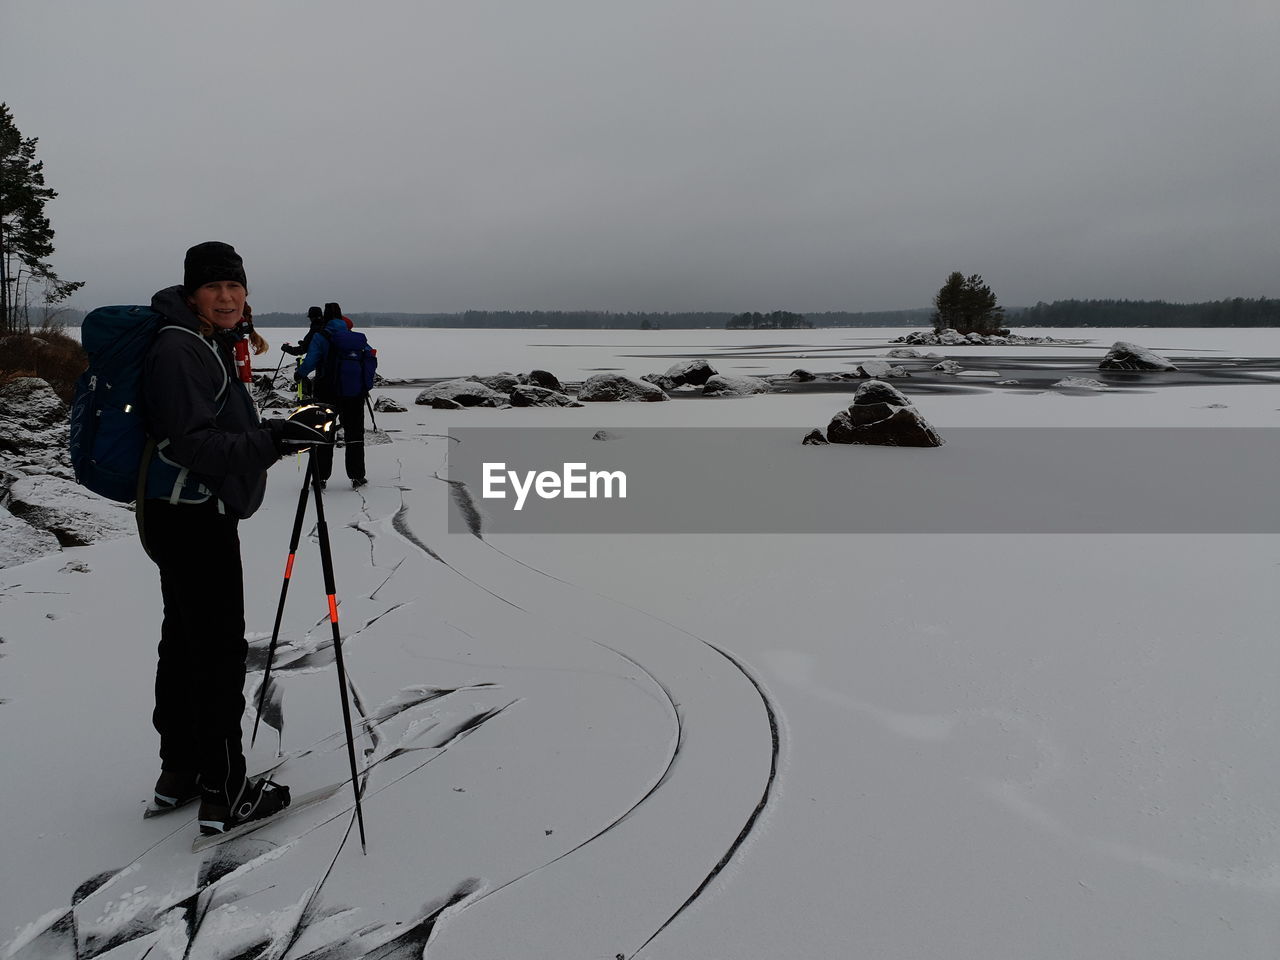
[7,440,780,960]
[413,463,784,956]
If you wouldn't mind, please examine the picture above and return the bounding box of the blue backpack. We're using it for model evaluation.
[69,306,226,504]
[319,326,377,398]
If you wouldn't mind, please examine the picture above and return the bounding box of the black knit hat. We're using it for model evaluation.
[307,306,323,320]
[183,241,246,292]
[323,302,343,321]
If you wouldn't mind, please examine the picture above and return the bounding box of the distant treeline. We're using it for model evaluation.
[55,298,1280,328]
[249,309,935,329]
[1009,298,1280,327]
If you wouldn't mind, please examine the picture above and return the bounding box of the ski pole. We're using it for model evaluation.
[309,447,369,853]
[364,395,379,432]
[250,456,314,750]
[270,348,287,385]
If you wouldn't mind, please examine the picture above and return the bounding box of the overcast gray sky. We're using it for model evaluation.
[3,0,1278,313]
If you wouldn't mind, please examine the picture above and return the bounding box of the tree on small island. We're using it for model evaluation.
[726,310,813,330]
[932,272,1005,335]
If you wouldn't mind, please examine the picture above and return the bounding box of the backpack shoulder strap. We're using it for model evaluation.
[159,324,230,401]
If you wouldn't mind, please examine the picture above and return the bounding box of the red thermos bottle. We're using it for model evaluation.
[233,337,252,383]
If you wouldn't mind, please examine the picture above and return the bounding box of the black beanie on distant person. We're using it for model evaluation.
[183,241,246,293]
[323,302,342,321]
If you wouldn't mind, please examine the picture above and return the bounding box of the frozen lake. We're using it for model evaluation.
[4,326,1279,959]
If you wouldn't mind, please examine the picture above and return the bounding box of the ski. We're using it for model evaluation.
[191,781,345,853]
[143,756,290,819]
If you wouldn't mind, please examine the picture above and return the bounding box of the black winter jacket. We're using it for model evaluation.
[143,286,281,519]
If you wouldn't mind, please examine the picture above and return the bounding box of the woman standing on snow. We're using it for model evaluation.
[141,241,331,835]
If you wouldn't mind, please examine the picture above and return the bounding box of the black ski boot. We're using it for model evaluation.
[198,777,291,835]
[153,769,201,810]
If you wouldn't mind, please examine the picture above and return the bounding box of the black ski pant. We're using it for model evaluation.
[313,394,366,483]
[144,497,248,803]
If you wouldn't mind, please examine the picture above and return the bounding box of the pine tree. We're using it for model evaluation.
[0,103,82,334]
[931,271,1004,335]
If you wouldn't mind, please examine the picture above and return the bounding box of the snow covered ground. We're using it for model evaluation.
[3,328,1279,958]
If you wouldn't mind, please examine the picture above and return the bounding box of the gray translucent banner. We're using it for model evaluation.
[446,427,1279,534]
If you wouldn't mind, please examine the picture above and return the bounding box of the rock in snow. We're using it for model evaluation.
[0,509,61,568]
[856,360,910,379]
[415,379,507,407]
[526,369,563,391]
[577,374,669,402]
[663,359,718,386]
[372,395,408,413]
[826,405,943,447]
[0,377,71,472]
[472,372,521,393]
[701,375,771,397]
[1053,377,1109,391]
[508,385,584,407]
[1099,341,1178,371]
[932,359,963,374]
[641,373,680,392]
[5,475,135,547]
[0,377,134,564]
[852,380,911,407]
[819,379,942,447]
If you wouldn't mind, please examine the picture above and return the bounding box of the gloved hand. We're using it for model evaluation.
[266,404,337,454]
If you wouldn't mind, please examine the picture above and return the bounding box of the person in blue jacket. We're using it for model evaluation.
[294,302,368,488]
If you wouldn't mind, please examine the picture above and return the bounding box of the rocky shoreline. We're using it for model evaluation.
[1,336,1265,567]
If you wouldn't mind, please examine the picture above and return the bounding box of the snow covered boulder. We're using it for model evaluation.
[0,377,75,489]
[826,405,942,447]
[577,374,669,402]
[416,379,507,408]
[886,347,921,359]
[790,369,816,382]
[473,372,521,393]
[526,369,563,391]
[702,375,770,397]
[0,377,68,459]
[938,329,966,346]
[1053,377,1108,391]
[852,379,911,407]
[822,379,941,446]
[856,360,910,379]
[663,359,717,386]
[4,475,135,547]
[509,385,584,408]
[373,395,407,413]
[897,331,939,346]
[0,509,62,568]
[932,359,962,374]
[1099,341,1178,371]
[641,373,680,391]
